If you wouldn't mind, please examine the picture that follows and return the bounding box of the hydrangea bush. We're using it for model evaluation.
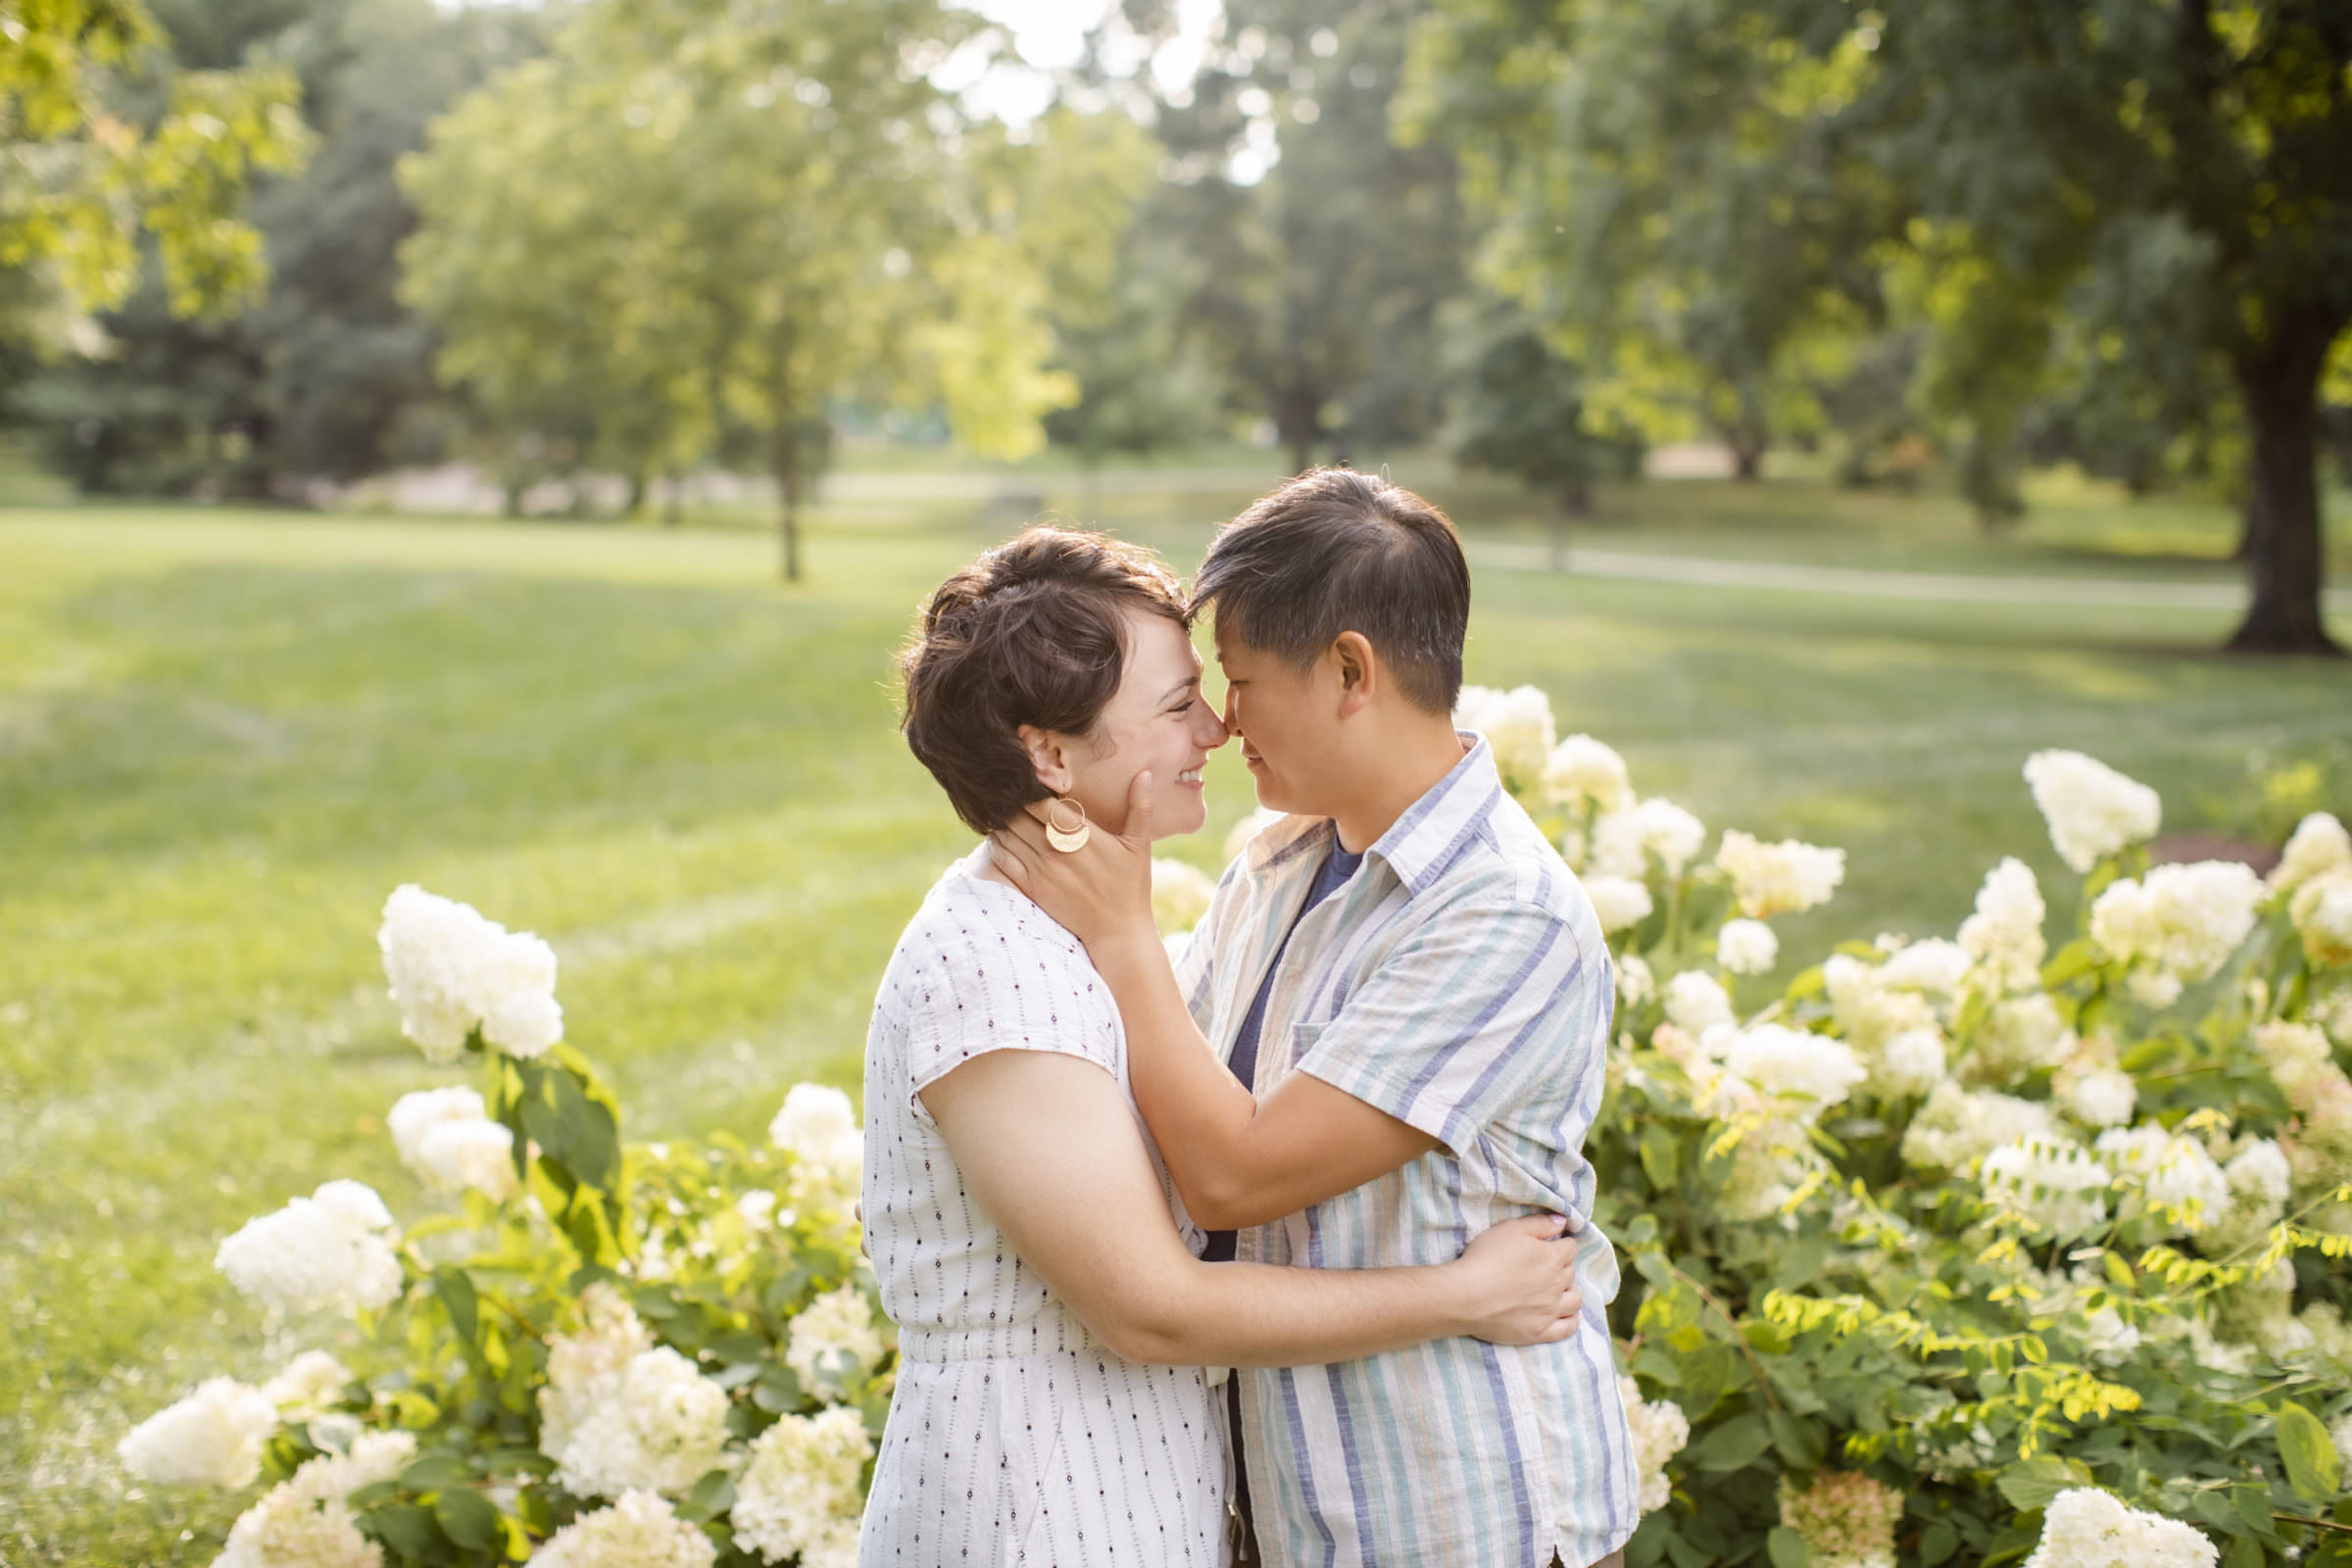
[120,886,890,1568]
[1438,685,2352,1568]
[123,695,2352,1566]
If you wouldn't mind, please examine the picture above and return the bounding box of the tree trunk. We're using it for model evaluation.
[771,319,801,582]
[662,468,683,527]
[624,470,649,519]
[1277,382,1320,476]
[2227,311,2342,656]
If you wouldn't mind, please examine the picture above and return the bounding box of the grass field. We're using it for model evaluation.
[3,481,2349,1563]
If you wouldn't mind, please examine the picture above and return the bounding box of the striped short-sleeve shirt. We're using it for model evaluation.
[1173,734,1638,1568]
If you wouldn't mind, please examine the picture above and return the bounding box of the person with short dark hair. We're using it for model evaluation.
[859,524,1590,1566]
[994,474,1639,1568]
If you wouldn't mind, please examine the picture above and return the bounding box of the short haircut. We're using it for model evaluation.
[1192,467,1469,713]
[900,526,1191,834]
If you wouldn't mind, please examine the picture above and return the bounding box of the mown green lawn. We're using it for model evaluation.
[2,494,2347,1562]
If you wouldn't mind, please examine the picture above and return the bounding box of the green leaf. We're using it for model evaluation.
[2040,939,2100,988]
[1766,1407,1824,1470]
[2278,1400,2342,1500]
[1687,1411,1772,1473]
[1920,1522,1959,1565]
[1997,1455,2091,1511]
[1640,1124,1680,1190]
[434,1488,501,1550]
[363,1502,442,1558]
[399,1453,470,1493]
[433,1267,479,1346]
[1767,1527,1811,1568]
[2225,1536,2265,1568]
[2234,1483,2277,1538]
[677,1468,738,1523]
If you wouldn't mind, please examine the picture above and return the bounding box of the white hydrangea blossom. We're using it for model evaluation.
[1901,1084,2057,1172]
[1981,1138,2111,1237]
[540,1285,655,1452]
[1723,1025,1866,1119]
[1716,919,1779,975]
[2021,1488,2217,1568]
[731,1406,874,1568]
[544,1346,732,1499]
[1615,955,1655,1008]
[378,884,564,1062]
[1962,995,2071,1089]
[2096,1126,2230,1234]
[2331,1412,2352,1484]
[1453,685,1555,794]
[530,1489,717,1568]
[1713,830,1846,919]
[2252,1018,2335,1095]
[2022,751,2162,874]
[2088,861,2266,997]
[1543,734,1635,813]
[117,1377,278,1489]
[1879,938,1973,996]
[1662,970,1736,1037]
[1583,875,1654,934]
[1778,1470,1904,1568]
[1591,798,1708,880]
[1958,858,2048,993]
[1875,1028,1949,1099]
[215,1429,416,1568]
[1150,858,1217,937]
[1618,1377,1690,1517]
[2292,870,2352,966]
[769,1084,862,1203]
[1826,953,1939,1047]
[2055,1063,2137,1129]
[261,1351,352,1422]
[2270,811,2351,894]
[784,1285,887,1391]
[2205,1139,2292,1253]
[387,1086,517,1201]
[215,1181,403,1314]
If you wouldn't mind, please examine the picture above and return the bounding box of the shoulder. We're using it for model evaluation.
[1420,804,1601,955]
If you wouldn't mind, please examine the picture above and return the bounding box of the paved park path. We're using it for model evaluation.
[1465,539,2352,613]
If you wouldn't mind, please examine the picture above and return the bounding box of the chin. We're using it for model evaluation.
[1155,796,1209,841]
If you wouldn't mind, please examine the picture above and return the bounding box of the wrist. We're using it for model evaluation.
[1090,922,1166,976]
[1434,1261,1483,1339]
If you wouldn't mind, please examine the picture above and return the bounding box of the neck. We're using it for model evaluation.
[1328,719,1470,854]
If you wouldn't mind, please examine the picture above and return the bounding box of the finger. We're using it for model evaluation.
[990,833,1032,883]
[1126,770,1155,844]
[1561,1208,1586,1235]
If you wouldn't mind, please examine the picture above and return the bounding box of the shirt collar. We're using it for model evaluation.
[1241,732,1503,898]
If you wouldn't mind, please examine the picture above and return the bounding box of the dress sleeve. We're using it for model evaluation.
[1294,895,1612,1157]
[902,906,1125,1123]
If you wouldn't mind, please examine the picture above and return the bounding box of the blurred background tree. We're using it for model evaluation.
[0,0,2342,645]
[401,0,1083,578]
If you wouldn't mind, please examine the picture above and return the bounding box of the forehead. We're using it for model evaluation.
[1123,607,1200,671]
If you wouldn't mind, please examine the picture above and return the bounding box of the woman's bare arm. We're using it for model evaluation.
[919,1047,1580,1368]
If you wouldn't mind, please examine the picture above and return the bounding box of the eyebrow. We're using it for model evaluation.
[1160,675,1200,703]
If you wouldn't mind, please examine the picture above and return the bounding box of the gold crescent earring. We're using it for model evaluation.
[1043,795,1091,853]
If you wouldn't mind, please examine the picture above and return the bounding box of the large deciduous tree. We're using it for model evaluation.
[1406,0,1890,482]
[1415,0,2349,652]
[1123,0,1473,473]
[0,0,306,333]
[401,0,1079,579]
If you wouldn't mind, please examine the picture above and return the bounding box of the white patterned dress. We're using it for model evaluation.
[858,846,1230,1567]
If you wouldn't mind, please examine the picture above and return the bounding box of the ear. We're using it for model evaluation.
[1331,630,1379,719]
[1014,724,1076,794]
